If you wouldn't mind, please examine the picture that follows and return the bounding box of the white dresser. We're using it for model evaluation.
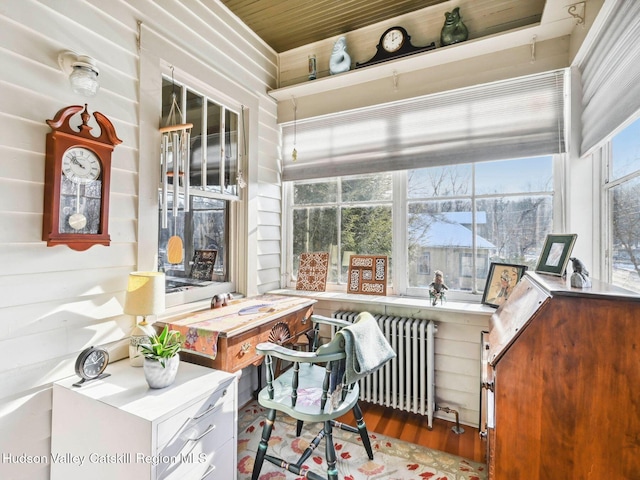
[51,359,237,480]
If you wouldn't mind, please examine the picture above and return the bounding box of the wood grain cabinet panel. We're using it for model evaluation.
[485,272,640,479]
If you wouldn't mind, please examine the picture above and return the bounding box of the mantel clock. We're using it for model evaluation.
[356,26,436,69]
[43,105,122,251]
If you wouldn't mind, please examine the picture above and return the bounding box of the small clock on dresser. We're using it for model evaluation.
[356,26,436,69]
[42,104,122,251]
[73,345,110,387]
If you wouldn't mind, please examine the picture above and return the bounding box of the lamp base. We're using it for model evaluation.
[129,321,156,367]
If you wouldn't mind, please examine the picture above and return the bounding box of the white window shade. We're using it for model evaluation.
[282,70,567,182]
[578,0,640,156]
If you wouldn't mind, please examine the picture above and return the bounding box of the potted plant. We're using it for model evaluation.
[139,325,182,389]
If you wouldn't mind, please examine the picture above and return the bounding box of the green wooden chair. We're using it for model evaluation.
[251,314,378,480]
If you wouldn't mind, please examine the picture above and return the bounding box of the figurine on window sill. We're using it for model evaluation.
[429,270,449,306]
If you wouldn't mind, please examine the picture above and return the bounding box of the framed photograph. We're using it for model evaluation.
[535,234,577,276]
[481,262,528,308]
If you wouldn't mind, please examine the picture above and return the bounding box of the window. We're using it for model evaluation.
[287,156,556,299]
[407,158,554,296]
[291,174,393,286]
[605,115,640,293]
[158,76,240,295]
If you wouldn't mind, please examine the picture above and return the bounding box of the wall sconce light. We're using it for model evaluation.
[58,50,100,97]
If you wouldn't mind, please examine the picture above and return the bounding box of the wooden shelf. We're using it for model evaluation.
[268,19,574,102]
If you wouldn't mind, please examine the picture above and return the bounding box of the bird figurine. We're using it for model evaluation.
[569,257,592,288]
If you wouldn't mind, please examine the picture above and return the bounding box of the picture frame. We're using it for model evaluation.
[535,233,577,276]
[481,262,528,308]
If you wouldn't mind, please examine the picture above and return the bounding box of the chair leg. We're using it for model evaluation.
[324,420,339,480]
[296,419,304,436]
[252,408,276,480]
[352,403,374,460]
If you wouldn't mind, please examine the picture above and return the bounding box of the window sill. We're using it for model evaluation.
[269,288,496,318]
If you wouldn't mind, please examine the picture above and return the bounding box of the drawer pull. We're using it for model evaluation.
[193,403,218,420]
[201,464,216,479]
[190,424,216,442]
[240,342,252,355]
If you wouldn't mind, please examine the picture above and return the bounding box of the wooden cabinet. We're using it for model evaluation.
[51,360,237,480]
[483,272,640,479]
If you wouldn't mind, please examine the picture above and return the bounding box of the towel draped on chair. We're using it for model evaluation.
[335,312,396,385]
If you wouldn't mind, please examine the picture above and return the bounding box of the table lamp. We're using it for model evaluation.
[124,271,165,367]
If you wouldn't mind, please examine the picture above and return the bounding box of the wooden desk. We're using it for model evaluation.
[158,294,315,373]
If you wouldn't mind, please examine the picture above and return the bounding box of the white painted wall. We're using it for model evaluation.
[0,1,278,479]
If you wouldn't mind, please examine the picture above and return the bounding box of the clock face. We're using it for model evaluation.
[62,147,102,184]
[76,347,109,380]
[59,147,103,234]
[382,28,405,53]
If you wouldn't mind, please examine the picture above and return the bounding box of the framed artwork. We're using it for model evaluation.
[535,234,577,276]
[296,252,329,291]
[347,254,387,296]
[189,249,217,280]
[481,262,528,308]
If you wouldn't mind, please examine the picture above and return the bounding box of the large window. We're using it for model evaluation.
[287,156,556,299]
[605,116,640,293]
[159,76,240,294]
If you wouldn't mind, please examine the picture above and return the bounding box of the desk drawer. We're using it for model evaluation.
[219,305,314,372]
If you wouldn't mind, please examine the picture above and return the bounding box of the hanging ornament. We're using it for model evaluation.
[160,67,193,264]
[291,97,298,162]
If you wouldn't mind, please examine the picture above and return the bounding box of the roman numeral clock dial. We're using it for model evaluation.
[43,104,122,251]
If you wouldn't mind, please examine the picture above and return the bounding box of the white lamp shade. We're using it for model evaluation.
[124,272,165,317]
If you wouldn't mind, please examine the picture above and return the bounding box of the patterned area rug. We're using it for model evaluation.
[237,401,487,480]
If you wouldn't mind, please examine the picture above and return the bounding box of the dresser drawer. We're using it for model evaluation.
[157,379,234,449]
[158,409,235,480]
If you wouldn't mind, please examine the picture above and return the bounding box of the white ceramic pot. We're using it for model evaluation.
[143,354,179,389]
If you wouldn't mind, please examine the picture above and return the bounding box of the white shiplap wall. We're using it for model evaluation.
[0,1,278,479]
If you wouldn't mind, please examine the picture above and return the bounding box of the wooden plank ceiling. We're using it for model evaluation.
[221,0,449,52]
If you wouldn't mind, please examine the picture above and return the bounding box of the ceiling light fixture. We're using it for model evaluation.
[58,50,100,97]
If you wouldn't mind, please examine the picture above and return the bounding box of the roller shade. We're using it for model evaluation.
[579,0,640,156]
[282,69,567,182]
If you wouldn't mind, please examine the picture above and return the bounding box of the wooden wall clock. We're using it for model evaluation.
[356,26,436,69]
[43,104,122,251]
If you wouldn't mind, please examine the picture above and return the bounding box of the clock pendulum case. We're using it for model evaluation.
[42,105,122,251]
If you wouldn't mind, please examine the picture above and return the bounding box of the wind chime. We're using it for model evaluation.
[160,69,192,264]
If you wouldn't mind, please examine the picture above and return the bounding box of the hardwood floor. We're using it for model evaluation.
[338,402,487,465]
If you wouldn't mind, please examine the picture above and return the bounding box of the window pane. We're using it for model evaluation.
[293,180,338,205]
[408,200,476,290]
[612,116,640,181]
[186,90,205,188]
[611,177,640,292]
[293,207,338,282]
[476,156,553,194]
[225,109,238,195]
[408,165,471,198]
[342,174,392,202]
[159,192,229,293]
[477,194,553,274]
[341,205,392,283]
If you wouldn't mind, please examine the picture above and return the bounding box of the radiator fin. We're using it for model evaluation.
[332,311,436,428]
